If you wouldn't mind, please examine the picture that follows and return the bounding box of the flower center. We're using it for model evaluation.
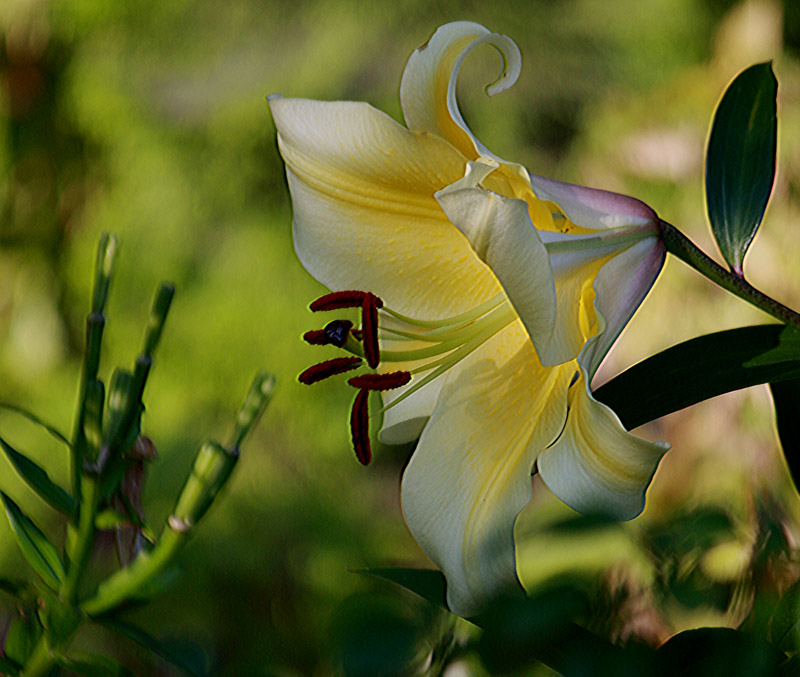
[298,289,516,465]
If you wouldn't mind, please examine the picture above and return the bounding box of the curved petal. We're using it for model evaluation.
[400,22,520,163]
[269,96,502,318]
[401,323,571,617]
[537,374,669,521]
[537,225,662,369]
[437,173,600,367]
[530,174,658,231]
[578,235,666,380]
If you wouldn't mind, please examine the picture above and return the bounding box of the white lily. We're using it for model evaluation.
[270,21,669,617]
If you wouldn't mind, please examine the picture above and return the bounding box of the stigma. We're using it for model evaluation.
[298,289,517,464]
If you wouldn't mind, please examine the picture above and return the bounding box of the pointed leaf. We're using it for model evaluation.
[769,378,800,496]
[594,324,800,430]
[705,62,777,275]
[1,492,65,590]
[0,402,71,447]
[354,568,448,611]
[0,435,76,517]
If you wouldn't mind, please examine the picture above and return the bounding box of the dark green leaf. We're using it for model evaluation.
[594,324,800,430]
[0,402,70,447]
[706,62,777,275]
[99,617,206,676]
[475,586,653,676]
[354,568,448,611]
[0,655,21,675]
[769,378,800,495]
[1,492,65,590]
[657,627,784,676]
[0,435,76,517]
[56,653,134,677]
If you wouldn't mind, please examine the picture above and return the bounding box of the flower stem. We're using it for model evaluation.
[659,220,800,330]
[61,474,99,604]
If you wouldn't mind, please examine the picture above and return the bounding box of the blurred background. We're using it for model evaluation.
[2,0,800,674]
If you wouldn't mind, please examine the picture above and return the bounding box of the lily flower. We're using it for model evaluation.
[270,21,669,617]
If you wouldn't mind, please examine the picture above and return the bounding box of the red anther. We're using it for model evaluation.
[350,389,371,465]
[348,371,412,391]
[298,357,362,385]
[361,292,381,369]
[303,329,328,345]
[309,290,367,312]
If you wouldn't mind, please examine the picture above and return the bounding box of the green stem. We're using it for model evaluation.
[61,475,99,604]
[660,220,800,330]
[80,523,186,616]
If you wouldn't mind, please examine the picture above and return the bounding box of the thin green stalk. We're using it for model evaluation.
[61,475,99,604]
[71,234,118,498]
[229,372,276,449]
[659,220,800,330]
[80,524,187,616]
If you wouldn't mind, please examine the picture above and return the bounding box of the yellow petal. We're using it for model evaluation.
[537,374,669,521]
[269,96,501,318]
[435,166,571,368]
[401,322,571,616]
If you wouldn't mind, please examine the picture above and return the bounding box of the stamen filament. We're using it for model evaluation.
[339,301,516,364]
[377,306,517,414]
[381,292,505,328]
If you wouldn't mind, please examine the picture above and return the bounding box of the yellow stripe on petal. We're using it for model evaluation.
[537,374,669,521]
[401,22,514,160]
[269,96,503,319]
[401,323,571,617]
[435,168,563,367]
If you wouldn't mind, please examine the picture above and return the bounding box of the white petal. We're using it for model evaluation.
[400,22,521,164]
[537,226,662,370]
[436,168,585,365]
[530,174,658,230]
[537,374,669,521]
[269,96,502,319]
[401,323,570,616]
[578,236,666,380]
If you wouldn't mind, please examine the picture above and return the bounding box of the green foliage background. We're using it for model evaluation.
[2,0,800,674]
